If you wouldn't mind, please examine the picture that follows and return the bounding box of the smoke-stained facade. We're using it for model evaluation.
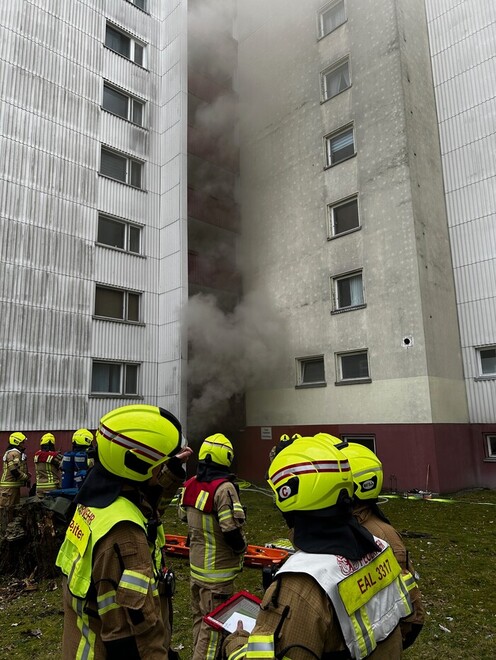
[0,0,495,491]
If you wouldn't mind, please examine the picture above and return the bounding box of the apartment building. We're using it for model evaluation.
[0,0,189,443]
[0,0,494,491]
[234,0,495,492]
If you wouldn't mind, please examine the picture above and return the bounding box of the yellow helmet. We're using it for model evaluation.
[199,433,233,467]
[339,442,383,500]
[9,432,27,447]
[267,436,353,512]
[96,404,182,482]
[72,428,94,447]
[40,433,56,447]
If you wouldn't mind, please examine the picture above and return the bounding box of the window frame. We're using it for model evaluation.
[91,360,141,396]
[100,146,144,189]
[484,434,496,460]
[332,269,365,313]
[126,0,147,11]
[321,57,351,102]
[325,125,355,168]
[105,22,146,67]
[335,350,371,385]
[97,213,142,255]
[318,0,347,39]
[341,435,377,453]
[296,355,327,389]
[102,82,145,127]
[328,195,360,238]
[476,346,496,379]
[94,284,142,323]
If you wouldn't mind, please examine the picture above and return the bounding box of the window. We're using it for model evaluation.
[100,147,143,188]
[485,434,496,459]
[341,435,376,452]
[318,1,346,38]
[98,214,141,253]
[91,361,139,395]
[329,197,360,237]
[105,23,145,66]
[297,356,326,387]
[322,59,350,101]
[94,285,141,322]
[333,271,364,311]
[103,83,144,126]
[326,126,355,166]
[478,347,496,376]
[337,350,370,383]
[129,0,146,10]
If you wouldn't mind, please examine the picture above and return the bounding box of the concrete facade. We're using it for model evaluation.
[237,0,467,429]
[235,0,496,491]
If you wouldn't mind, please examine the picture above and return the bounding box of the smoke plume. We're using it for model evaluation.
[186,291,285,438]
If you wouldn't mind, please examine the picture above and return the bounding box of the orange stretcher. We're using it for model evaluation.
[164,534,289,568]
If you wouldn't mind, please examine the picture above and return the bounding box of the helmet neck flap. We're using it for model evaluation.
[196,459,234,484]
[290,506,380,560]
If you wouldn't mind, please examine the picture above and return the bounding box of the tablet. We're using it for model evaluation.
[203,590,262,634]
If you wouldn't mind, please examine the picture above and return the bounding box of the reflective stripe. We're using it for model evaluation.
[271,459,350,486]
[119,570,151,595]
[190,564,241,583]
[195,490,209,511]
[97,590,120,616]
[74,597,95,660]
[350,607,374,658]
[228,644,248,660]
[98,422,166,463]
[402,571,417,592]
[218,509,234,522]
[398,574,412,611]
[205,627,220,659]
[203,512,216,570]
[232,502,244,514]
[246,634,275,658]
[0,481,24,487]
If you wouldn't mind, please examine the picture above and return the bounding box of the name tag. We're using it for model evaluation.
[67,507,91,556]
[338,546,401,615]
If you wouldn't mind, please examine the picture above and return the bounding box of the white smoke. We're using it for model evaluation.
[186,291,285,437]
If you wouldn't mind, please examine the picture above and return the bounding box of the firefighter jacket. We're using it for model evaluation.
[0,448,29,488]
[56,496,169,659]
[352,504,425,647]
[224,536,412,660]
[179,476,246,586]
[34,450,62,493]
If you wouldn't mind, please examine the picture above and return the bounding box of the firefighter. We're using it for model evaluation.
[224,436,413,659]
[340,441,425,650]
[56,404,192,659]
[60,428,94,490]
[0,432,30,522]
[34,432,63,497]
[179,433,247,660]
[268,433,301,464]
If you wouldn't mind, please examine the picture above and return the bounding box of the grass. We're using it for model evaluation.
[1,487,495,659]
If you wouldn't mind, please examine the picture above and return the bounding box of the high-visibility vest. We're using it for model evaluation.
[56,496,162,599]
[277,537,412,659]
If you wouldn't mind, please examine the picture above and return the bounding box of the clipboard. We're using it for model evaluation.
[203,590,261,634]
